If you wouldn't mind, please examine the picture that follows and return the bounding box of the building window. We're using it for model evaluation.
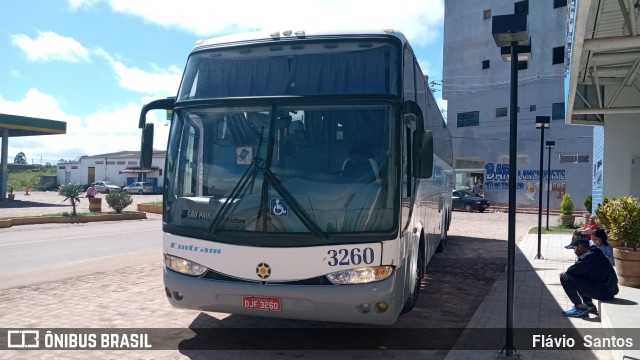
[106,161,116,165]
[457,111,480,127]
[554,0,567,8]
[483,9,491,19]
[58,166,65,169]
[501,155,528,166]
[553,46,565,65]
[530,105,536,112]
[552,102,565,120]
[128,161,137,165]
[71,166,78,169]
[560,154,590,163]
[455,158,485,169]
[514,0,528,14]
[159,169,163,176]
[116,161,126,165]
[517,61,528,70]
[95,161,104,164]
[482,60,490,69]
[496,108,508,117]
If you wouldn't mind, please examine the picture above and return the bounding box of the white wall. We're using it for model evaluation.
[603,116,640,197]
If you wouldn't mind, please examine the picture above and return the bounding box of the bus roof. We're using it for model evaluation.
[193,29,408,51]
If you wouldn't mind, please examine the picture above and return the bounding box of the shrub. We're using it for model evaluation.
[595,196,612,231]
[584,194,592,214]
[105,191,133,214]
[560,193,574,215]
[607,196,640,251]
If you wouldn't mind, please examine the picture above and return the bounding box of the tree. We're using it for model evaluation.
[58,183,84,216]
[14,152,27,164]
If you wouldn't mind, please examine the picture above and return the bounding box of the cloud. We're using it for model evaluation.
[93,47,182,97]
[10,31,91,63]
[66,0,102,10]
[1,89,169,163]
[108,0,444,46]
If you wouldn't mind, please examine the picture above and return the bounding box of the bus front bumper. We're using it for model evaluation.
[163,266,404,326]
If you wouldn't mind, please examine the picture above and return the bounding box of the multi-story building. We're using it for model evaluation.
[443,0,593,211]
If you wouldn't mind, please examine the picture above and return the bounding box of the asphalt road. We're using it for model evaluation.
[0,219,161,289]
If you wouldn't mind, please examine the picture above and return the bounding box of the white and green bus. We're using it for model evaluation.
[139,29,453,325]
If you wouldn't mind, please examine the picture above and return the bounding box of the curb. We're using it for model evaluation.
[137,204,162,214]
[0,212,147,228]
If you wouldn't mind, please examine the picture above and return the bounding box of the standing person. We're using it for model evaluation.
[591,228,615,266]
[86,183,97,200]
[565,215,599,249]
[560,238,619,317]
[472,182,481,197]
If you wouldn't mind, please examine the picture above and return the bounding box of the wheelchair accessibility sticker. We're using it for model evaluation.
[270,198,288,216]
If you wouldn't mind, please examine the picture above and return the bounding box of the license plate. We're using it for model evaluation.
[242,296,281,311]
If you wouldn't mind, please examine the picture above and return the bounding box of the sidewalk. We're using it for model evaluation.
[447,232,640,360]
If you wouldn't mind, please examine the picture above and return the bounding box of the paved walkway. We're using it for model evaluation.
[446,232,640,360]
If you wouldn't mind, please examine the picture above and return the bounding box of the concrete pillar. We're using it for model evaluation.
[0,128,8,201]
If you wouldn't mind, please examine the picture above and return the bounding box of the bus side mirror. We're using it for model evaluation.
[141,123,154,169]
[412,129,434,178]
[138,97,174,169]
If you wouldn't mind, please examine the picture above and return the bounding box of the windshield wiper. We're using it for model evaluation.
[205,156,261,238]
[259,168,328,241]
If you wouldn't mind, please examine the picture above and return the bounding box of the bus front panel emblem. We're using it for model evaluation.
[256,263,271,279]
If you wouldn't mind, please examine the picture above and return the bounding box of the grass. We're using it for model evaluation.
[0,211,137,220]
[7,168,57,191]
[528,224,579,234]
[141,201,162,206]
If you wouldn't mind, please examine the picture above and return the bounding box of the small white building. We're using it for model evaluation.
[57,150,166,192]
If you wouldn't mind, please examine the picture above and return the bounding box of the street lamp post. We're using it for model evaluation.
[535,116,550,260]
[492,13,530,357]
[546,140,556,230]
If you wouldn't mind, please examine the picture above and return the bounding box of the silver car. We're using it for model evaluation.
[123,182,154,194]
[93,181,121,193]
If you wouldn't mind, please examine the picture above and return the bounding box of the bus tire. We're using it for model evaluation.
[400,247,424,314]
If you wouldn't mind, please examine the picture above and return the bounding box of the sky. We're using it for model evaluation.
[1,0,446,165]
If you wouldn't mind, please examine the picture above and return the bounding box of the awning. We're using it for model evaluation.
[119,167,158,174]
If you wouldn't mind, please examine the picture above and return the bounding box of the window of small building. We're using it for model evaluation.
[554,0,567,8]
[128,161,137,165]
[483,9,491,19]
[58,166,65,169]
[457,111,479,127]
[116,161,126,165]
[553,46,565,65]
[530,105,536,112]
[552,102,565,120]
[517,61,528,70]
[501,155,528,166]
[496,107,508,117]
[482,60,490,69]
[95,161,104,164]
[106,161,116,165]
[71,166,78,169]
[514,0,528,14]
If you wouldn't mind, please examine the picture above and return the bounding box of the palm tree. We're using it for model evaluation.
[58,183,84,216]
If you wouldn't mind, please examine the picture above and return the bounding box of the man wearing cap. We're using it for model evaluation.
[564,214,599,249]
[560,238,619,317]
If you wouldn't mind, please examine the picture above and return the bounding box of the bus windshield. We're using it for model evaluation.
[177,41,399,99]
[164,103,398,245]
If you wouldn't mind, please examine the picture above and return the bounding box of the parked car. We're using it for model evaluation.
[452,189,490,212]
[93,181,121,193]
[123,182,154,194]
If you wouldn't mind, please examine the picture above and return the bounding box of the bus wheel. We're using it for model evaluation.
[400,249,424,314]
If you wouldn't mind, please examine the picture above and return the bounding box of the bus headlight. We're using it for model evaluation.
[164,254,208,277]
[326,266,394,285]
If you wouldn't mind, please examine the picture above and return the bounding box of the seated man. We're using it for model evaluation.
[565,214,599,249]
[560,238,619,318]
